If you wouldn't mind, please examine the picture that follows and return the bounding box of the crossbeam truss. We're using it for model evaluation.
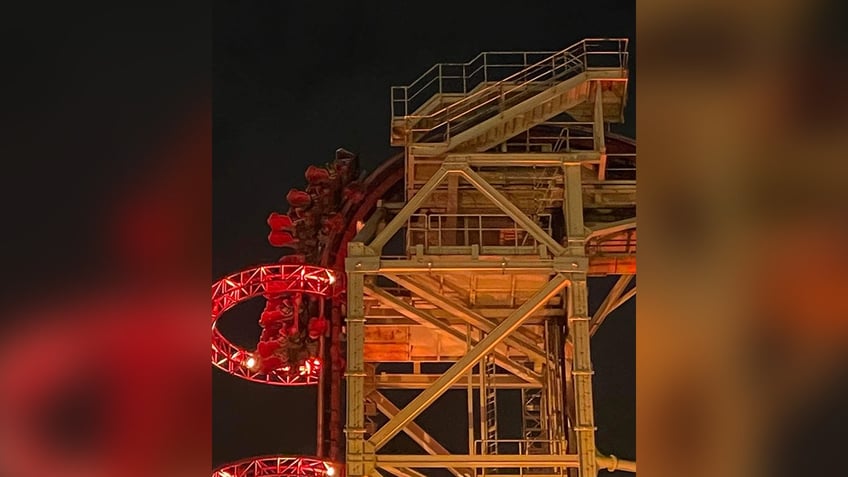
[344,157,635,477]
[346,60,634,477]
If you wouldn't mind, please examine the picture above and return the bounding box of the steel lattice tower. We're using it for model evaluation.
[343,39,635,477]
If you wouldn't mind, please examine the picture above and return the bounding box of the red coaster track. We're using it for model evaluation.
[213,456,336,477]
[212,264,342,385]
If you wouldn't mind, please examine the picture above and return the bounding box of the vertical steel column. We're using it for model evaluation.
[568,279,596,477]
[593,82,607,182]
[562,163,584,256]
[466,324,476,465]
[330,303,343,462]
[317,333,326,457]
[346,244,370,477]
[563,163,597,477]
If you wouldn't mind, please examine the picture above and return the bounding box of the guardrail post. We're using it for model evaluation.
[523,52,528,81]
[438,64,443,94]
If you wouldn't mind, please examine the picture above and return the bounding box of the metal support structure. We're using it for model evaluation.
[346,244,371,477]
[364,284,541,383]
[588,275,635,337]
[375,455,633,472]
[343,39,635,477]
[317,334,326,456]
[562,164,585,256]
[368,274,569,450]
[386,275,548,362]
[562,159,599,477]
[585,218,635,241]
[369,391,469,477]
[456,165,566,256]
[375,455,579,468]
[594,82,608,181]
[370,166,449,252]
[445,152,600,166]
[596,455,636,473]
[482,351,499,456]
[371,373,540,390]
[567,279,597,477]
[354,207,387,244]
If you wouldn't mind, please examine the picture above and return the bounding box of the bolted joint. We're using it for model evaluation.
[553,256,588,273]
[345,256,380,273]
[344,426,368,436]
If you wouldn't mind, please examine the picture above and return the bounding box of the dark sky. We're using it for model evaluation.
[213,0,635,470]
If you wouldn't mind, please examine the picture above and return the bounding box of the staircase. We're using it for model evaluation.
[391,38,629,158]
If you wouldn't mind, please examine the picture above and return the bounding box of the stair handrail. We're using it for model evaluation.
[391,38,629,139]
[392,50,559,117]
[429,52,585,136]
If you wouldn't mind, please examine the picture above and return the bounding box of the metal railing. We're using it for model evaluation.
[391,51,559,117]
[391,38,628,142]
[586,229,636,256]
[604,152,637,180]
[473,439,568,477]
[407,213,552,254]
[503,121,597,152]
[475,438,566,455]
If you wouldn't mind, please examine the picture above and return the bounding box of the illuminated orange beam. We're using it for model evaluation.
[588,256,636,275]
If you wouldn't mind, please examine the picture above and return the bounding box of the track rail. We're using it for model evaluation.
[214,455,335,477]
[212,264,341,385]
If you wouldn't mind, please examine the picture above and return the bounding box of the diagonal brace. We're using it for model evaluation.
[369,165,450,252]
[369,391,470,477]
[367,274,569,450]
[456,165,566,256]
[387,274,547,362]
[589,275,635,336]
[365,285,541,383]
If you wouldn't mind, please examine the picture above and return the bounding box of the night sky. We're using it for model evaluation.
[213,0,635,470]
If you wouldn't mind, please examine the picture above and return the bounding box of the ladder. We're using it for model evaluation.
[521,387,547,455]
[483,354,499,456]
